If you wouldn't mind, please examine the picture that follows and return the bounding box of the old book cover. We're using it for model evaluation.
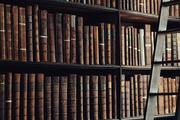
[128,27,133,66]
[134,75,139,116]
[146,0,150,13]
[18,6,28,120]
[150,0,155,14]
[121,75,125,118]
[166,34,172,66]
[125,27,129,65]
[77,16,84,120]
[26,5,36,120]
[172,33,177,66]
[139,29,145,66]
[5,4,12,120]
[134,28,138,66]
[99,23,107,120]
[121,26,125,65]
[144,24,151,65]
[125,79,130,117]
[138,75,143,115]
[83,25,90,120]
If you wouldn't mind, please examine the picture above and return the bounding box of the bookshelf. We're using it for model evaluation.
[0,0,122,120]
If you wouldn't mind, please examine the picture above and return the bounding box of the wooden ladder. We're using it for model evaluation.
[144,0,180,120]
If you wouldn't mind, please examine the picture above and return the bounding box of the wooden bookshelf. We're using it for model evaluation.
[120,10,180,30]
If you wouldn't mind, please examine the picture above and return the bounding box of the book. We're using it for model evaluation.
[144,24,151,65]
[139,29,145,66]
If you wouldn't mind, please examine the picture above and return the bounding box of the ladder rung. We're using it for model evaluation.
[162,0,180,6]
[149,92,178,96]
[158,28,180,34]
[154,60,180,64]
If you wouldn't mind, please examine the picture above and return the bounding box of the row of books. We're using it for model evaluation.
[120,0,180,17]
[121,75,179,118]
[121,25,180,66]
[0,3,118,120]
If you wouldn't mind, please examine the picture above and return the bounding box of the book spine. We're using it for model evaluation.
[139,29,145,66]
[68,15,77,120]
[128,27,132,65]
[99,23,107,119]
[125,27,129,65]
[121,26,125,65]
[125,79,130,117]
[172,33,177,66]
[177,33,180,66]
[83,25,90,120]
[77,16,84,120]
[4,4,12,120]
[106,23,112,119]
[34,5,44,120]
[121,75,125,118]
[134,75,139,116]
[19,6,28,120]
[26,5,36,120]
[138,75,143,115]
[134,28,138,66]
[145,25,151,65]
[130,77,135,117]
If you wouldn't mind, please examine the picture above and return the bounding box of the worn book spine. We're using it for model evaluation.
[68,15,77,120]
[121,75,125,118]
[99,23,107,120]
[134,28,138,66]
[83,25,90,120]
[11,5,21,120]
[138,75,143,115]
[77,17,84,120]
[125,27,129,65]
[106,23,112,119]
[139,29,145,66]
[121,26,125,65]
[134,75,139,116]
[34,5,44,120]
[128,27,132,66]
[130,77,135,117]
[26,5,35,120]
[125,79,130,117]
[145,25,151,65]
[18,6,28,120]
[4,4,12,120]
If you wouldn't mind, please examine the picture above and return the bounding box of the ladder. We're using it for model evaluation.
[144,0,180,120]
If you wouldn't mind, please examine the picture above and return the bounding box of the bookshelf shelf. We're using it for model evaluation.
[2,0,119,24]
[122,65,180,77]
[120,10,180,29]
[0,60,120,75]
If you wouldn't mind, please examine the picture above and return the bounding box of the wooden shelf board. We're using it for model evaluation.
[0,60,120,75]
[120,10,180,29]
[122,65,180,77]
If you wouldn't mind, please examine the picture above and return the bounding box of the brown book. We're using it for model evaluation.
[145,24,151,65]
[128,27,133,66]
[125,79,130,117]
[101,0,106,6]
[121,75,125,118]
[154,0,158,15]
[121,26,125,65]
[134,28,138,66]
[140,0,144,13]
[106,24,112,119]
[0,3,5,120]
[175,5,179,17]
[83,25,90,120]
[111,0,116,8]
[130,77,135,117]
[137,0,140,12]
[138,75,143,115]
[34,6,44,120]
[18,6,28,120]
[146,0,150,14]
[4,4,12,120]
[134,75,139,116]
[77,16,84,120]
[68,15,77,120]
[94,0,100,5]
[26,5,36,120]
[133,0,137,11]
[166,34,172,66]
[150,0,155,14]
[99,23,107,119]
[125,27,129,65]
